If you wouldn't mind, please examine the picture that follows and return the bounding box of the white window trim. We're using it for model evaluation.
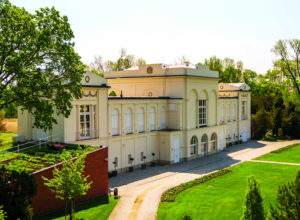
[199,100,207,127]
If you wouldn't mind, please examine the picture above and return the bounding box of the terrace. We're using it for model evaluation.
[0,132,99,173]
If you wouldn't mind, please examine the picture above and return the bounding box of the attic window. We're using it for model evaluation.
[147,66,153,74]
[85,76,90,83]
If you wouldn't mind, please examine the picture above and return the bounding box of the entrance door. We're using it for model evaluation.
[173,137,180,163]
[242,125,247,142]
[219,130,224,151]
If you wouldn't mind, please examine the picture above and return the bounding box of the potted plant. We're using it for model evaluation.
[239,135,242,144]
[112,161,118,176]
[129,157,134,172]
[141,156,147,169]
[235,135,238,145]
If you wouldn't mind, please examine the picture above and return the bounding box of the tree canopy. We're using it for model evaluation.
[0,0,85,130]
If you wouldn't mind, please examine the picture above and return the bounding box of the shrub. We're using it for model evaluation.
[242,176,265,220]
[268,170,300,219]
[161,169,231,202]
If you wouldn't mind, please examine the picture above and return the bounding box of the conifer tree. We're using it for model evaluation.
[242,176,265,220]
[269,170,300,219]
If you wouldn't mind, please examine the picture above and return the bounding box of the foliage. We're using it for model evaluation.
[269,170,300,219]
[253,109,273,138]
[0,166,37,220]
[272,39,300,96]
[88,48,146,73]
[42,151,92,220]
[0,206,5,220]
[242,176,265,220]
[0,0,85,131]
[0,103,17,118]
[109,91,117,96]
[0,113,6,133]
[161,169,231,202]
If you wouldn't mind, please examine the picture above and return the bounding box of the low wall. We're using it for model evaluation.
[31,147,108,216]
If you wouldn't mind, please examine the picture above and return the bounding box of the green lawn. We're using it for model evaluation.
[0,132,17,151]
[157,162,299,220]
[35,196,119,220]
[255,144,300,164]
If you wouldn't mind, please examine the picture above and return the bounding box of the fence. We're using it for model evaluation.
[0,133,62,157]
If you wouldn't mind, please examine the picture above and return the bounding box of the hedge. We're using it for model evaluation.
[161,168,231,202]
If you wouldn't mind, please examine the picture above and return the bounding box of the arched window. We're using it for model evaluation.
[201,134,208,154]
[199,100,207,126]
[112,109,119,136]
[221,105,224,122]
[227,104,230,122]
[160,107,166,129]
[126,108,133,134]
[149,107,156,131]
[232,105,236,121]
[190,136,198,156]
[210,133,217,151]
[138,108,145,132]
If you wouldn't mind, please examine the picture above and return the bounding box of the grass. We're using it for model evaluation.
[255,144,300,164]
[157,162,299,220]
[0,132,17,151]
[35,196,119,220]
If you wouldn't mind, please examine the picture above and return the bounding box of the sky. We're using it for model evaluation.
[11,0,300,74]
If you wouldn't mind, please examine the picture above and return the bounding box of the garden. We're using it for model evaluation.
[157,144,300,220]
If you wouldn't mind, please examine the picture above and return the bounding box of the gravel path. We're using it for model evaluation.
[108,140,300,220]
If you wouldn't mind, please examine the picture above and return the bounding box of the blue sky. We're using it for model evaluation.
[11,0,300,74]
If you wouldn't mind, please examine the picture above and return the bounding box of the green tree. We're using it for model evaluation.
[269,170,300,219]
[202,55,223,75]
[0,0,85,131]
[254,109,273,138]
[43,151,92,220]
[0,166,37,220]
[272,39,300,96]
[242,176,265,220]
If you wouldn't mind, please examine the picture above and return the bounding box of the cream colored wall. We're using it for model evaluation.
[17,108,32,140]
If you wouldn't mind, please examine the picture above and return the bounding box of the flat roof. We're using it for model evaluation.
[108,96,183,100]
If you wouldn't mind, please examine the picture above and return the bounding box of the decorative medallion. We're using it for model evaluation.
[148,92,153,97]
[147,66,153,74]
[85,75,90,83]
[220,85,224,89]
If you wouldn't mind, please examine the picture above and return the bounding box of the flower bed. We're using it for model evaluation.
[161,169,231,202]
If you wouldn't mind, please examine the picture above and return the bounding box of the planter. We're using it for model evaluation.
[141,164,146,169]
[229,143,232,146]
[112,170,117,176]
[129,167,134,172]
[239,140,242,144]
[151,161,156,167]
[235,141,238,145]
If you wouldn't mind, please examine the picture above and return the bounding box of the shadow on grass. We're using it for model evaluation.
[34,195,110,220]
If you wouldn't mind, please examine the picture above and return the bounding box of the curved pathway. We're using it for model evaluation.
[108,140,300,220]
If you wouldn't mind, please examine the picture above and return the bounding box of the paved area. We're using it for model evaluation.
[108,140,300,220]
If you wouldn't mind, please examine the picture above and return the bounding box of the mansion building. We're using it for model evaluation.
[18,64,251,171]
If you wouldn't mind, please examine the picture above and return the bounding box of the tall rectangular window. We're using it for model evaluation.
[149,108,156,131]
[227,104,230,122]
[80,105,91,139]
[242,101,247,120]
[199,100,207,126]
[138,108,145,132]
[112,109,119,136]
[126,109,133,134]
[232,105,236,121]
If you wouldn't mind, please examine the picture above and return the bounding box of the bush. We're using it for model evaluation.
[161,169,231,202]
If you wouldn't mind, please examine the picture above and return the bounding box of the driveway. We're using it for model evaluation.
[108,140,300,220]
